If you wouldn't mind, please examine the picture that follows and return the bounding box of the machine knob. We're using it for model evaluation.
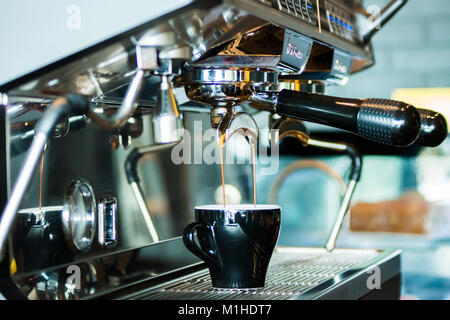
[415,108,448,147]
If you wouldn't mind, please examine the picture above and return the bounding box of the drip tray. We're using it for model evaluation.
[132,247,401,300]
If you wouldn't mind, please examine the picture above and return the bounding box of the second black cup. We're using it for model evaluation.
[183,204,281,289]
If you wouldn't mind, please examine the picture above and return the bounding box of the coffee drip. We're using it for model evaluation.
[217,126,258,208]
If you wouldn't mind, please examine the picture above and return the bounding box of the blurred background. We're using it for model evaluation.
[260,0,450,300]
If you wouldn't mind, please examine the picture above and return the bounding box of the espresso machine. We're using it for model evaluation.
[0,0,447,300]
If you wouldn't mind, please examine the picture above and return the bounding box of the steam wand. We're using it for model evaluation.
[271,118,362,251]
[124,72,184,242]
[125,142,179,243]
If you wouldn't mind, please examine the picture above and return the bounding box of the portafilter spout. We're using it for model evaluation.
[216,109,258,148]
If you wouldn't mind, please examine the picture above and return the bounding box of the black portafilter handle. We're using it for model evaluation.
[276,90,421,147]
[415,108,448,147]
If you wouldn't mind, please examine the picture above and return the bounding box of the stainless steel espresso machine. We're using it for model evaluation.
[0,0,448,300]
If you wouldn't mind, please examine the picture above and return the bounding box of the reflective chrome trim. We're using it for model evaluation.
[62,179,97,253]
[178,69,278,85]
[98,197,118,249]
[0,132,47,261]
[124,247,401,300]
[87,69,145,130]
[130,182,159,243]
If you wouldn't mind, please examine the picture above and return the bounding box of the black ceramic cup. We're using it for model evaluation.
[183,204,281,289]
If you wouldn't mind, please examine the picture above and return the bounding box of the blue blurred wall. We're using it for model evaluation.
[329,0,450,99]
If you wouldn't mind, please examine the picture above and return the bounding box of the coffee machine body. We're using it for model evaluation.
[0,0,429,300]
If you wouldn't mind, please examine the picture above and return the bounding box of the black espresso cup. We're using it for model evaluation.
[183,204,281,289]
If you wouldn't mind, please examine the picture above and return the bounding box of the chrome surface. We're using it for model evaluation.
[179,69,278,109]
[11,237,202,300]
[0,131,47,261]
[129,247,400,300]
[87,69,145,130]
[179,69,279,85]
[278,80,327,94]
[190,25,313,72]
[130,182,160,243]
[270,116,309,145]
[0,0,379,102]
[62,179,97,253]
[325,179,356,252]
[126,141,181,244]
[0,93,7,106]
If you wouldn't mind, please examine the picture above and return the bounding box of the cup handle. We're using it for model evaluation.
[183,222,220,267]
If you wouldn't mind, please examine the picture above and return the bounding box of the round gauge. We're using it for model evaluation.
[62,179,97,253]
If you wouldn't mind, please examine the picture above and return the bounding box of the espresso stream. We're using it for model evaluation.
[218,135,257,207]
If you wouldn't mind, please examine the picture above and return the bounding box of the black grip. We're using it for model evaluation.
[357,99,421,147]
[34,94,87,135]
[415,108,448,147]
[124,148,143,184]
[276,90,421,147]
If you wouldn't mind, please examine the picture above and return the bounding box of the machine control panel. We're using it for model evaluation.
[276,0,317,26]
[254,0,359,45]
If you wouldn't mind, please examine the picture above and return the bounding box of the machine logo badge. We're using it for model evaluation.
[334,59,348,74]
[285,42,304,60]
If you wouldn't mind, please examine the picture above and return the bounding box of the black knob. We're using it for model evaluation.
[415,108,448,147]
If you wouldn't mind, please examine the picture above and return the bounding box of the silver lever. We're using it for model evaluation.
[87,31,183,131]
[87,69,146,130]
[125,142,180,243]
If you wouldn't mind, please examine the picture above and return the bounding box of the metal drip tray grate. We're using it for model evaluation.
[136,247,389,300]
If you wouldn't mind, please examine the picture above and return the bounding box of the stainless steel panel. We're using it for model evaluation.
[128,247,401,300]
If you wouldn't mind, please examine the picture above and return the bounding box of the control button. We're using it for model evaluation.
[98,196,118,249]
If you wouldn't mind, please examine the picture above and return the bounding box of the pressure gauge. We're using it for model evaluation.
[62,179,97,253]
